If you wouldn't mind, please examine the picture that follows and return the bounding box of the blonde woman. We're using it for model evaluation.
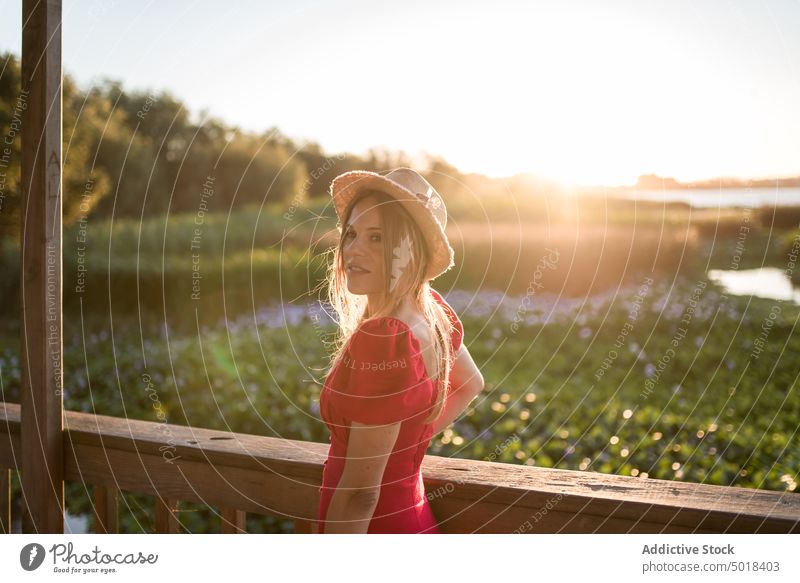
[316,168,484,534]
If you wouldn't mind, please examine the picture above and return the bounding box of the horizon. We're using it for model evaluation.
[1,0,799,188]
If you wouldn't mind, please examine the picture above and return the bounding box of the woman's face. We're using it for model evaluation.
[342,197,385,295]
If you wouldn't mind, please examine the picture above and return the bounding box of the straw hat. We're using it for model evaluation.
[329,167,455,281]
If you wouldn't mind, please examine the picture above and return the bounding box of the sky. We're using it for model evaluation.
[1,0,799,187]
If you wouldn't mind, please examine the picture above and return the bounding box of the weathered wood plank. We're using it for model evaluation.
[64,444,321,520]
[61,407,328,475]
[420,455,800,533]
[431,495,710,533]
[93,484,119,533]
[1,402,797,533]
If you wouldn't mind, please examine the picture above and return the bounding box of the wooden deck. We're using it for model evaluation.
[2,402,797,534]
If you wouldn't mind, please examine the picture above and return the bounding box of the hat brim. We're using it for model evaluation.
[330,171,455,281]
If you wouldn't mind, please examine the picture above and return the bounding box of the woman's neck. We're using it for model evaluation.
[366,291,421,320]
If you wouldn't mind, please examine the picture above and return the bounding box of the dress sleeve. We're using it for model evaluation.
[330,318,430,425]
[430,288,464,352]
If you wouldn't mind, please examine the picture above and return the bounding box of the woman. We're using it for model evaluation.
[316,167,485,534]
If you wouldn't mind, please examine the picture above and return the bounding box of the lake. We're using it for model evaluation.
[707,267,800,304]
[620,187,800,208]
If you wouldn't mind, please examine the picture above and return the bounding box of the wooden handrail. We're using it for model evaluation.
[1,401,798,533]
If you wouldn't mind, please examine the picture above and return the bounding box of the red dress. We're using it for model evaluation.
[317,289,464,534]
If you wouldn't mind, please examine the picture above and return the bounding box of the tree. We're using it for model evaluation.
[0,52,113,239]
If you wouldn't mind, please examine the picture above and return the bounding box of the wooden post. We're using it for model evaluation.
[293,519,316,534]
[155,497,181,533]
[20,0,65,534]
[0,468,10,533]
[93,484,119,534]
[220,507,247,533]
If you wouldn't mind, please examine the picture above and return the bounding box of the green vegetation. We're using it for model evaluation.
[1,275,797,532]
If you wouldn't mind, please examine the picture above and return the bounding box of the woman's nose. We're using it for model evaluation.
[346,236,366,255]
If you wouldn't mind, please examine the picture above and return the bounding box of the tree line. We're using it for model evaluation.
[0,51,430,239]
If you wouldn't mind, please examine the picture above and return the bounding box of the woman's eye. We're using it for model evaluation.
[371,235,381,242]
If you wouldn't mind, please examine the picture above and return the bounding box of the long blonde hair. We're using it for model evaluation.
[323,190,455,424]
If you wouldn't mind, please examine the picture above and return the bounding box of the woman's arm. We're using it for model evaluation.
[431,343,485,436]
[324,488,380,534]
[323,420,401,534]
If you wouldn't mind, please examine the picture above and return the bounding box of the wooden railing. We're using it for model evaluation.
[1,401,798,533]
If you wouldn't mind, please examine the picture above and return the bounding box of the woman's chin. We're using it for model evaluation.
[346,279,376,295]
[346,280,363,294]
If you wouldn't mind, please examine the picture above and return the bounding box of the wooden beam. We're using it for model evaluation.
[20,0,64,533]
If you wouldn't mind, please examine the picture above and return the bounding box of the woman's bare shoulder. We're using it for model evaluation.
[387,307,430,342]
